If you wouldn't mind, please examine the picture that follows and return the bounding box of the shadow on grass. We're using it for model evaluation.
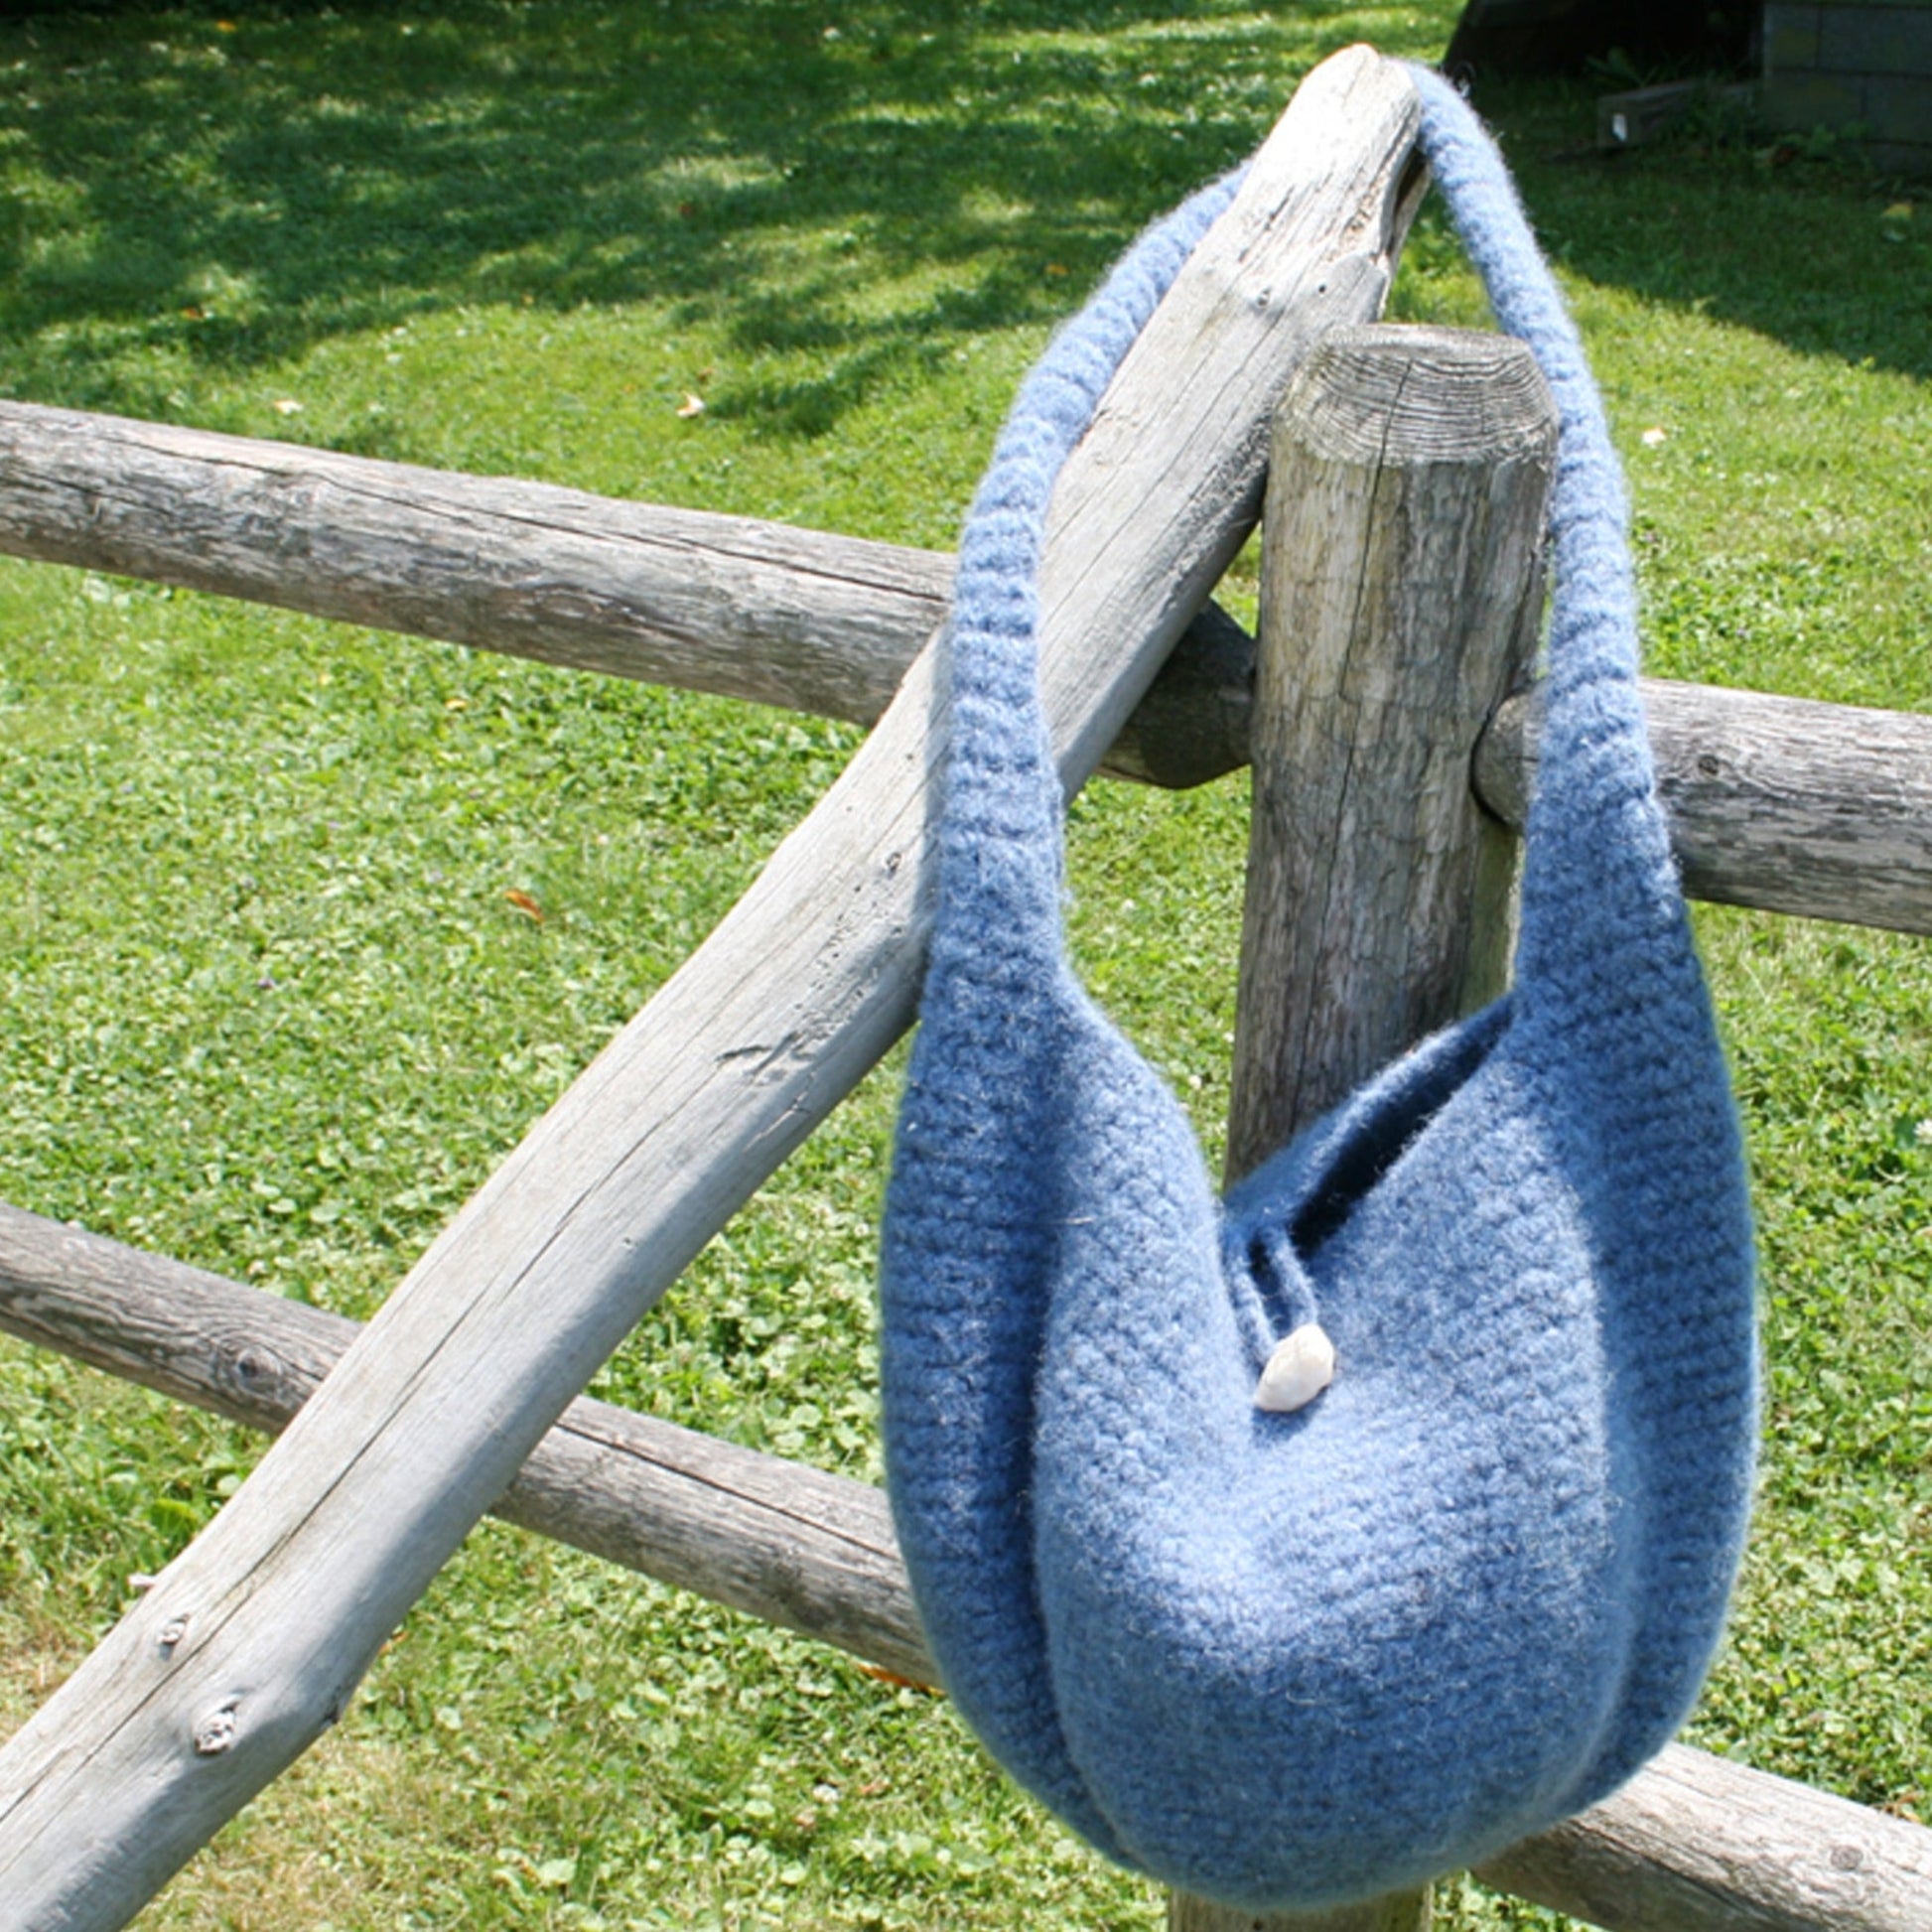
[6,3,1921,442]
[1477,78,1932,381]
[0,0,1449,431]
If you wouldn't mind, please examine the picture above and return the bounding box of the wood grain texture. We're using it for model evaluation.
[0,403,940,722]
[6,1202,1932,1931]
[0,398,1253,791]
[1223,321,1555,1179]
[1476,1742,1932,1932]
[6,411,1926,913]
[1169,1891,1435,1932]
[1180,325,1556,1932]
[0,1201,926,1684]
[0,48,1426,1931]
[1477,679,1932,936]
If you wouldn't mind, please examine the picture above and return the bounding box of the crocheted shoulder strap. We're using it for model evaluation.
[935,62,1660,995]
[930,164,1241,984]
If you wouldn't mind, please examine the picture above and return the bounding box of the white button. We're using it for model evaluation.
[1254,1322,1336,1414]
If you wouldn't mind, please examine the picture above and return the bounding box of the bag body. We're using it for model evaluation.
[880,63,1757,1910]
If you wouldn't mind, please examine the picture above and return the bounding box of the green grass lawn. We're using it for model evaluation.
[0,3,1928,1927]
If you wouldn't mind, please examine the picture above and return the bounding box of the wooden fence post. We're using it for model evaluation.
[1170,322,1558,1932]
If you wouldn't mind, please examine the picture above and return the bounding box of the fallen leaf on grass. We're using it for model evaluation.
[675,392,707,419]
[857,1663,942,1694]
[504,890,544,924]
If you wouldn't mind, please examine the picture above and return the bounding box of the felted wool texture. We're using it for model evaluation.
[879,65,1758,1912]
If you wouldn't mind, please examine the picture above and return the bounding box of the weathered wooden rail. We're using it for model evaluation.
[0,397,1254,794]
[0,40,1928,1932]
[6,1197,1931,1932]
[3,399,1928,934]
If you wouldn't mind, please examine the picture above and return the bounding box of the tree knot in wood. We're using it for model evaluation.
[221,1340,290,1399]
[193,1701,239,1756]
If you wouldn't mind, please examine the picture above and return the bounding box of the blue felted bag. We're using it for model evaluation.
[879,64,1758,1911]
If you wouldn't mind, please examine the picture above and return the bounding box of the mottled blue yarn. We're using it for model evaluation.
[879,66,1758,1911]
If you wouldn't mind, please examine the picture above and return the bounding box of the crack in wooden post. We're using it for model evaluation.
[1178,321,1558,1932]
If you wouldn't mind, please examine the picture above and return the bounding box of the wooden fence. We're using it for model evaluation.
[0,46,1927,1932]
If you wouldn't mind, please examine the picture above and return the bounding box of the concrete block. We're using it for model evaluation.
[1760,69,1868,127]
[1764,4,1823,70]
[1863,70,1932,138]
[1597,80,1701,149]
[1819,4,1932,73]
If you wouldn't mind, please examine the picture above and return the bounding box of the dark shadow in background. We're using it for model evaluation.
[1434,4,1928,382]
[1444,0,1756,80]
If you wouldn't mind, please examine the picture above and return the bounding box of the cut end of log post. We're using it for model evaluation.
[1225,320,1556,1178]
